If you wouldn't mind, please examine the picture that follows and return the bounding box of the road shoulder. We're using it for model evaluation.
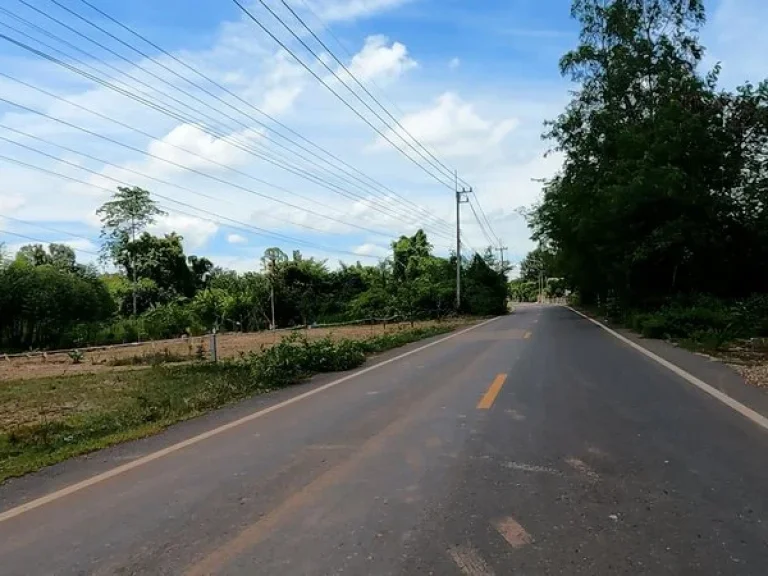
[0,323,489,513]
[568,306,768,422]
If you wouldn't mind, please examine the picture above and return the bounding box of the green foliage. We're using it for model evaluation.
[2,207,506,352]
[67,349,84,364]
[531,0,768,308]
[603,294,768,349]
[0,259,116,351]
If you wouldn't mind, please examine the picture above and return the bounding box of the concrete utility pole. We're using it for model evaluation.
[268,254,277,330]
[497,245,508,275]
[455,170,470,310]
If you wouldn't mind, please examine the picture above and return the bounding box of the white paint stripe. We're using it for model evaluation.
[567,306,768,432]
[0,317,500,523]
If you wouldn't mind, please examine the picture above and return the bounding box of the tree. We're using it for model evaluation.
[532,0,768,306]
[97,186,166,316]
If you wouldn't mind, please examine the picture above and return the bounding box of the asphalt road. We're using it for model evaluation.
[1,305,767,575]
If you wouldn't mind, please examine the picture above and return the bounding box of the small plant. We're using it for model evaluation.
[68,349,84,364]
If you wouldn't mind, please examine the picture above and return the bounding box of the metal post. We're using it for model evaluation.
[210,328,218,363]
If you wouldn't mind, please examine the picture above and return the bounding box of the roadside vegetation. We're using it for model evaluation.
[514,0,768,362]
[0,185,508,480]
[0,322,470,482]
[0,186,508,353]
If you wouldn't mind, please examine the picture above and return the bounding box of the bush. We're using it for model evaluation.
[611,293,768,349]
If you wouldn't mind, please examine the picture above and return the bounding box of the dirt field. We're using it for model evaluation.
[0,321,458,382]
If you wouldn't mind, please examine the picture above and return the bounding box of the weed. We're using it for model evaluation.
[67,349,84,364]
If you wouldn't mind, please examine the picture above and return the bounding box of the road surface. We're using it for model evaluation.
[1,305,767,575]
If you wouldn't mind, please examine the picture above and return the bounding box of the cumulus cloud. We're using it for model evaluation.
[353,242,388,257]
[374,92,518,158]
[227,233,248,244]
[313,0,415,22]
[148,214,219,250]
[145,124,258,174]
[0,193,25,214]
[347,35,418,82]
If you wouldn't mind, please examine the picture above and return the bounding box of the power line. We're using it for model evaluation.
[278,0,462,185]
[16,0,455,236]
[0,214,100,245]
[0,157,438,274]
[69,0,456,234]
[0,122,443,246]
[0,95,456,248]
[0,153,385,260]
[249,0,458,188]
[0,63,452,244]
[230,0,462,206]
[0,228,100,257]
[0,20,456,241]
[470,190,501,246]
[467,198,497,249]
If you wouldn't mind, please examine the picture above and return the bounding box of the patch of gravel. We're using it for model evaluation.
[728,363,768,389]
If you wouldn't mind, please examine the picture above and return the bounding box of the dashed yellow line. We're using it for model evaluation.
[477,374,508,410]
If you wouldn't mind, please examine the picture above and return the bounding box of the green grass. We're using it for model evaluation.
[0,322,461,483]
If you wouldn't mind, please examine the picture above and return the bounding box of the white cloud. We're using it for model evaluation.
[227,233,248,244]
[0,0,573,269]
[145,124,258,174]
[347,35,418,83]
[374,92,518,158]
[449,57,461,70]
[353,242,388,257]
[148,214,219,250]
[0,193,25,214]
[312,0,414,22]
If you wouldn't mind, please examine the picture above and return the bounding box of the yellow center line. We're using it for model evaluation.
[477,373,508,410]
[524,331,532,339]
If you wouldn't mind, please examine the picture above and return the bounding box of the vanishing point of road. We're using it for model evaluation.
[1,305,767,575]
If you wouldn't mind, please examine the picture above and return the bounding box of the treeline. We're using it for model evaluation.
[530,1,768,321]
[0,188,507,352]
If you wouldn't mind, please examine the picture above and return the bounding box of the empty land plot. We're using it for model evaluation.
[0,320,453,382]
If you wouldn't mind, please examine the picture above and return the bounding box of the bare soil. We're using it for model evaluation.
[0,321,453,382]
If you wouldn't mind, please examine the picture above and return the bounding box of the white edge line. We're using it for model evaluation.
[567,306,768,432]
[0,316,501,523]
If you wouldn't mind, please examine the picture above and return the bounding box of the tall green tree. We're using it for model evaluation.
[97,186,166,315]
[533,0,768,305]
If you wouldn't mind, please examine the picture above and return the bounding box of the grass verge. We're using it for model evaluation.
[0,322,467,483]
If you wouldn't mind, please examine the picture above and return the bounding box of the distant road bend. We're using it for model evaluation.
[1,305,767,575]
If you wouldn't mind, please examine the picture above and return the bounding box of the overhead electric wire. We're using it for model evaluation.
[467,198,496,249]
[244,0,457,189]
[0,122,439,246]
[0,153,385,261]
[230,0,462,202]
[0,112,430,246]
[277,0,463,185]
[294,0,477,192]
[470,191,501,246]
[70,0,454,235]
[0,214,100,245]
[0,228,100,257]
[0,18,456,242]
[281,1,497,246]
[16,0,454,236]
[0,156,444,271]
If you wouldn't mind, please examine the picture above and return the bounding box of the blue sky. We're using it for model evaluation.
[0,0,766,273]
